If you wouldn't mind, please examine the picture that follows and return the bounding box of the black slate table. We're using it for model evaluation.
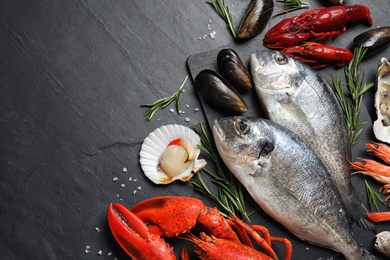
[1,0,390,259]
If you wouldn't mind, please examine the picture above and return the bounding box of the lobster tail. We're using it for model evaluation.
[346,4,372,25]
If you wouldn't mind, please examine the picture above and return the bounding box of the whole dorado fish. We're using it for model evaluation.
[250,50,373,230]
[213,116,378,260]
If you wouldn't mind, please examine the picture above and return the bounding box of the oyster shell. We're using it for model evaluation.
[139,124,206,184]
[375,231,390,257]
[374,58,390,143]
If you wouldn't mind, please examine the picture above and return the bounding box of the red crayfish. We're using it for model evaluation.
[263,4,372,68]
[107,196,292,260]
[281,42,353,68]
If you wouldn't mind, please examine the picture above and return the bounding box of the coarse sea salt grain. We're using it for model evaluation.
[122,167,127,173]
[185,117,190,122]
[133,190,137,195]
[194,108,199,112]
[121,184,125,187]
[108,252,112,256]
[170,108,174,112]
[113,177,118,182]
[98,250,102,255]
[129,177,132,181]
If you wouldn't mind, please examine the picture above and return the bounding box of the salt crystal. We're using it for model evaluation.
[85,249,89,254]
[113,177,118,182]
[170,108,174,113]
[133,190,137,194]
[122,167,127,173]
[137,186,142,190]
[185,117,190,122]
[121,184,125,187]
[181,89,186,93]
[116,194,120,198]
[186,104,190,108]
[98,250,102,255]
[133,179,138,182]
[108,252,112,256]
[129,177,132,181]
[95,227,101,232]
[194,108,199,112]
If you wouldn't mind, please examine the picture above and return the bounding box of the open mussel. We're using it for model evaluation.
[373,58,390,143]
[217,49,252,91]
[236,0,273,41]
[194,69,248,115]
[353,27,390,57]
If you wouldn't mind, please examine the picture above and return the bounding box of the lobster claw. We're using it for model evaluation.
[107,203,176,260]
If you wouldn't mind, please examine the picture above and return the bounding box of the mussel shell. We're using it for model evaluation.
[326,0,343,5]
[194,69,248,115]
[353,27,390,57]
[236,0,273,41]
[217,49,253,91]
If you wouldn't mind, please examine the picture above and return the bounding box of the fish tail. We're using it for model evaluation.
[345,198,375,232]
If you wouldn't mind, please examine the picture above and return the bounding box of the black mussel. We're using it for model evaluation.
[353,27,390,57]
[217,49,253,91]
[326,0,343,5]
[236,0,273,41]
[194,69,248,115]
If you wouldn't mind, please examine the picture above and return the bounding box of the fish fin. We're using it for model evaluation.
[345,199,375,232]
[277,95,316,138]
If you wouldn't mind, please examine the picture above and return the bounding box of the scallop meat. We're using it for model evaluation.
[139,124,206,184]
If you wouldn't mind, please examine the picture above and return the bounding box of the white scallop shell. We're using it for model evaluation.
[139,124,206,184]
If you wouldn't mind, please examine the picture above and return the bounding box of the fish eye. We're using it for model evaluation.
[236,121,249,134]
[274,53,287,65]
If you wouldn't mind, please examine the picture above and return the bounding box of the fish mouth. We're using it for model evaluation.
[212,119,225,144]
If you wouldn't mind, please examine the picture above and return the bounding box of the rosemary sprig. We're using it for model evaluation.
[331,46,374,146]
[191,123,250,220]
[275,0,310,16]
[365,180,385,212]
[141,75,188,120]
[207,0,236,38]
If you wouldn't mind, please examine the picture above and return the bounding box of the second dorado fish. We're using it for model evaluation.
[250,50,373,230]
[213,116,377,260]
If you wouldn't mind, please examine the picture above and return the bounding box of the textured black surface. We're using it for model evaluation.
[1,0,390,259]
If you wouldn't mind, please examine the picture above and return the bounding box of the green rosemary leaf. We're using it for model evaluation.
[274,0,310,16]
[365,180,385,212]
[141,75,188,120]
[192,123,251,219]
[207,0,236,38]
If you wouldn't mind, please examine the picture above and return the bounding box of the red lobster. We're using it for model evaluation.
[281,42,353,68]
[107,196,292,260]
[263,5,372,49]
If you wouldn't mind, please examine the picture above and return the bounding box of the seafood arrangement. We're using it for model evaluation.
[107,1,390,260]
